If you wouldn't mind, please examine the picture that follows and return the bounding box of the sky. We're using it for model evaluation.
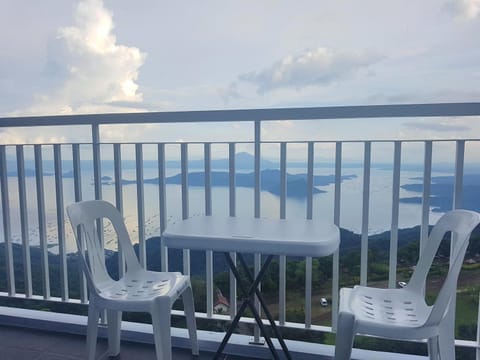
[0,0,479,161]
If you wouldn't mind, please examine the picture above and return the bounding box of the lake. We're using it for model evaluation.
[0,165,447,254]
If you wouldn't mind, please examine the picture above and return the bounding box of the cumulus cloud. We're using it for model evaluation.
[14,0,146,116]
[447,0,480,20]
[403,118,472,132]
[239,47,382,93]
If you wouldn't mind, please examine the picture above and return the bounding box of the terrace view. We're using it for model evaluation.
[1,1,480,359]
[1,103,480,360]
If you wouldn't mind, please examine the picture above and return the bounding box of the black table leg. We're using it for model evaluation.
[237,254,293,360]
[213,252,292,360]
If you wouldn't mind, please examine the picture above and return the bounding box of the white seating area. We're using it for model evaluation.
[65,200,480,359]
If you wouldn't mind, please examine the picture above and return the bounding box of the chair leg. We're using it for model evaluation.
[86,305,100,360]
[427,336,440,360]
[107,310,122,357]
[151,298,172,360]
[182,285,199,355]
[438,315,456,360]
[334,311,356,360]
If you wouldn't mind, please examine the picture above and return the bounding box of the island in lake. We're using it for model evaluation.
[400,174,480,212]
[122,169,357,199]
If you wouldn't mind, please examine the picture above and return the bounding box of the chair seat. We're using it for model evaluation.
[341,286,434,339]
[96,271,190,308]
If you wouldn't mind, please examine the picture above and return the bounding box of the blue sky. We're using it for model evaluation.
[0,0,479,161]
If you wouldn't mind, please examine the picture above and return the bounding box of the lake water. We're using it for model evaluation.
[1,166,445,254]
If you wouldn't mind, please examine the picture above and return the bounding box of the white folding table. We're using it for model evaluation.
[162,216,340,359]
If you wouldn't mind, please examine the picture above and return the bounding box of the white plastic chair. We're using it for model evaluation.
[67,200,198,360]
[335,209,480,360]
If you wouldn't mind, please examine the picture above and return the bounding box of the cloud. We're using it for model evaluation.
[239,47,382,93]
[446,0,480,20]
[12,0,146,116]
[402,118,472,132]
[218,82,243,104]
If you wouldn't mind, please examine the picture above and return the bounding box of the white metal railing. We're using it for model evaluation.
[1,102,480,358]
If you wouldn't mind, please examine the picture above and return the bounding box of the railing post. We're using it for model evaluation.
[0,145,15,296]
[35,144,50,299]
[389,141,401,289]
[453,140,465,210]
[279,143,287,326]
[158,143,168,271]
[136,143,146,267]
[91,123,104,251]
[420,141,432,256]
[16,145,32,297]
[92,123,102,201]
[253,120,262,343]
[204,143,214,317]
[332,141,342,330]
[181,143,190,275]
[305,142,314,328]
[72,144,86,303]
[54,144,68,301]
[113,143,125,278]
[360,141,371,286]
[228,143,237,320]
[453,140,465,358]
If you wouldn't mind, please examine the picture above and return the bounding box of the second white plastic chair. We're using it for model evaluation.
[67,200,198,360]
[334,209,480,360]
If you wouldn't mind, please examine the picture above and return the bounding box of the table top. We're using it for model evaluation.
[162,216,340,257]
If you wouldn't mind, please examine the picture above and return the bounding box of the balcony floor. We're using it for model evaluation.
[0,324,258,360]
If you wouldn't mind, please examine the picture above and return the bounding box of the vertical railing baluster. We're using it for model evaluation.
[254,122,261,217]
[477,295,480,360]
[72,144,86,303]
[0,145,15,295]
[54,144,68,301]
[453,140,465,210]
[228,143,237,320]
[420,141,432,255]
[204,143,213,318]
[253,122,262,342]
[305,142,314,328]
[360,141,371,286]
[16,145,32,297]
[92,124,102,201]
[114,144,125,277]
[205,143,212,217]
[91,126,106,324]
[158,144,168,272]
[279,142,287,326]
[181,143,190,275]
[35,145,50,299]
[388,141,401,289]
[306,142,314,220]
[136,143,146,267]
[91,124,103,250]
[229,143,236,216]
[451,140,465,358]
[332,141,342,330]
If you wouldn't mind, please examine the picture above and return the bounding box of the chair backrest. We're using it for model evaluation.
[407,209,480,326]
[67,200,142,292]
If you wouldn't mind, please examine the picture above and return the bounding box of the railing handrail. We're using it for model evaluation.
[1,102,480,127]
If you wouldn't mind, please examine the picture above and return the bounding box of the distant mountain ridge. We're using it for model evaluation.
[10,151,474,176]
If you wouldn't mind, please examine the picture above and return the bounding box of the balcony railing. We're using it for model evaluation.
[1,102,480,359]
